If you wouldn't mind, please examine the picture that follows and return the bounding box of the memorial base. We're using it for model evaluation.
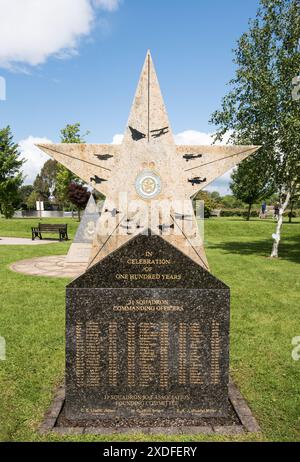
[39,378,260,436]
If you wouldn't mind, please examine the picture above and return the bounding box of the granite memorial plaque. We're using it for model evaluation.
[66,232,230,421]
[37,51,259,427]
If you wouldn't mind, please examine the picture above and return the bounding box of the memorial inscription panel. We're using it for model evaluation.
[66,233,230,421]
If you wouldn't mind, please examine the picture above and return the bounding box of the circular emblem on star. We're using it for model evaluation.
[135,170,162,199]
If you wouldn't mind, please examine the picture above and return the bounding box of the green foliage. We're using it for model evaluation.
[55,123,88,207]
[0,126,24,218]
[194,191,219,218]
[220,208,259,218]
[60,123,89,143]
[210,191,221,203]
[33,159,58,204]
[33,159,57,200]
[55,165,74,207]
[26,190,39,210]
[288,181,300,222]
[19,185,34,210]
[193,190,263,217]
[219,195,246,209]
[230,154,274,220]
[285,208,300,218]
[210,0,300,249]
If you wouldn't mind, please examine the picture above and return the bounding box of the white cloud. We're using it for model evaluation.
[0,0,121,70]
[174,129,231,146]
[19,136,52,185]
[93,0,122,11]
[111,133,124,144]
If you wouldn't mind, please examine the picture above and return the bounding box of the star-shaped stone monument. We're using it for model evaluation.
[37,51,260,271]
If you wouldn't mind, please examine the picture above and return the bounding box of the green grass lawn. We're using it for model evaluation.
[0,216,79,240]
[0,217,299,442]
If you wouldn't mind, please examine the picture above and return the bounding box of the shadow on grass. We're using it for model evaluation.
[209,234,300,264]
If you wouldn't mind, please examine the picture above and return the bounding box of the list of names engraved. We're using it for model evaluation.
[127,322,136,387]
[160,322,169,388]
[108,321,118,386]
[178,322,187,385]
[75,321,84,387]
[74,319,221,389]
[211,320,221,384]
[139,322,159,387]
[189,322,203,385]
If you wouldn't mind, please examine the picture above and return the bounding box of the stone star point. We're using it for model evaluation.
[37,51,260,271]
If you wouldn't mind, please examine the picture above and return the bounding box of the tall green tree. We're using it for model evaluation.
[210,0,300,257]
[55,123,88,207]
[230,154,274,220]
[33,159,57,201]
[194,190,218,218]
[19,184,33,210]
[0,126,24,218]
[288,180,300,222]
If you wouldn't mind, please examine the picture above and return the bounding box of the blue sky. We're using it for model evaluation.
[0,0,260,191]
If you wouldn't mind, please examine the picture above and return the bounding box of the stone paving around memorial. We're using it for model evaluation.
[0,236,59,245]
[10,255,86,278]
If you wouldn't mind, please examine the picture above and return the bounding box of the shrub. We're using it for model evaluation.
[219,208,259,218]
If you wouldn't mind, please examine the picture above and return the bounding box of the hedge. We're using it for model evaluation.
[219,209,259,218]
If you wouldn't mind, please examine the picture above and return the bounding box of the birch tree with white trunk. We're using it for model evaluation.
[210,0,300,258]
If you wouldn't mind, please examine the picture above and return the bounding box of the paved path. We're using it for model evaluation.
[10,255,87,279]
[0,237,59,245]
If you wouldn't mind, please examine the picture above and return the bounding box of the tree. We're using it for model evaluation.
[26,190,39,210]
[288,181,300,223]
[194,191,218,218]
[219,195,245,209]
[0,126,24,218]
[67,183,90,220]
[55,123,88,207]
[210,0,300,257]
[210,191,221,203]
[19,185,34,210]
[230,154,274,220]
[36,159,57,196]
[33,159,58,208]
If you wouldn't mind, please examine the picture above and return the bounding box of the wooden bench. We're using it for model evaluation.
[31,223,69,241]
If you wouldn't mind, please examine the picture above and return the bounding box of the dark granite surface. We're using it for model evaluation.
[65,233,230,422]
[58,400,239,428]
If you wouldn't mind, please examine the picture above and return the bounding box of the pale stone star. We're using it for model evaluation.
[37,51,260,270]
